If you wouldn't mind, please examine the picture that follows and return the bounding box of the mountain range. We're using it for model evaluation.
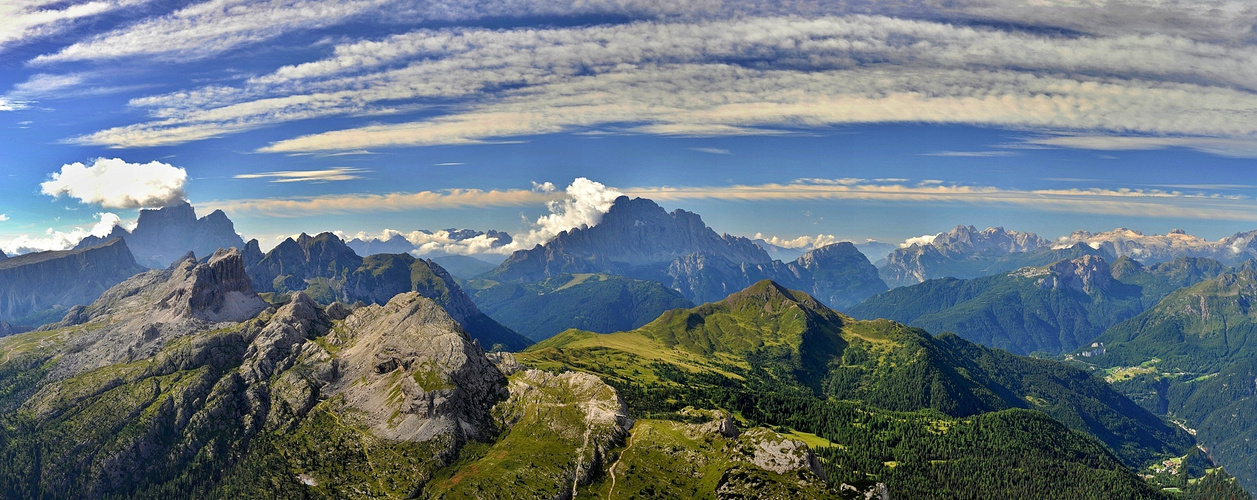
[489,196,889,309]
[851,255,1228,356]
[0,260,1233,498]
[1,197,1256,496]
[1057,228,1257,265]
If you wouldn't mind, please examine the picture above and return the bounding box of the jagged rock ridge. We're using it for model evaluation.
[879,225,1110,287]
[247,231,530,350]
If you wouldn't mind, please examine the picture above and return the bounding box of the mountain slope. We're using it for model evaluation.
[76,201,246,269]
[0,257,840,499]
[0,238,147,326]
[465,273,694,341]
[526,280,1191,469]
[1079,270,1257,493]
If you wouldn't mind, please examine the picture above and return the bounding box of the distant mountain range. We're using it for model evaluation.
[851,255,1228,356]
[488,196,888,309]
[881,224,1257,287]
[1057,227,1257,265]
[76,200,246,269]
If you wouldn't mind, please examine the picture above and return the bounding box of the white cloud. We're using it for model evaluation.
[512,177,624,249]
[753,233,843,249]
[340,228,513,256]
[33,0,390,64]
[233,167,368,183]
[623,178,1257,222]
[40,158,187,209]
[66,15,1257,153]
[0,0,151,54]
[691,147,731,155]
[0,214,7,222]
[1,212,123,255]
[901,234,939,248]
[531,181,557,193]
[1027,135,1257,158]
[922,151,1020,157]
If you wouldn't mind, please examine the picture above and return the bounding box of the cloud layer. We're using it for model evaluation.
[41,158,188,209]
[45,13,1257,156]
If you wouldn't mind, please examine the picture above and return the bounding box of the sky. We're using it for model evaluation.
[2,0,1257,257]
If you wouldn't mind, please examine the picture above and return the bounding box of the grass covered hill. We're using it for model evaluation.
[523,280,1198,481]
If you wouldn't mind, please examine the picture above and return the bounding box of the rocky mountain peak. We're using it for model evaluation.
[334,292,507,442]
[159,248,267,323]
[76,200,246,268]
[1043,255,1114,295]
[491,196,770,282]
[794,242,864,269]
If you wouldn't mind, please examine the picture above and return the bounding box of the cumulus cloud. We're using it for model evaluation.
[234,167,368,183]
[901,234,940,248]
[1,212,123,255]
[0,214,7,222]
[512,177,624,249]
[531,181,557,193]
[342,228,512,256]
[40,158,187,209]
[753,233,843,249]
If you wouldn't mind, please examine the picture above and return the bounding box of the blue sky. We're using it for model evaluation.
[3,0,1257,257]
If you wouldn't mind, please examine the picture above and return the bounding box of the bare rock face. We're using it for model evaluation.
[332,292,507,442]
[158,249,268,323]
[0,239,147,324]
[1042,255,1113,295]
